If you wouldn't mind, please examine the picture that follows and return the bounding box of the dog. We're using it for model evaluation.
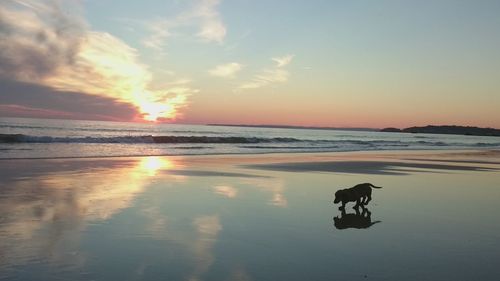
[333,205,381,230]
[333,183,382,210]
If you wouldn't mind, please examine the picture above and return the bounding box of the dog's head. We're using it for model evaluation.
[333,189,345,204]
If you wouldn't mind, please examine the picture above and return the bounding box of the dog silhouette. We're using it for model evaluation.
[333,183,382,210]
[333,205,381,230]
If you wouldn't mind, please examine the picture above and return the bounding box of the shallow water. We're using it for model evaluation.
[1,153,499,280]
[2,117,500,158]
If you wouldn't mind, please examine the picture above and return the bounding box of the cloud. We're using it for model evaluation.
[239,55,294,90]
[0,104,75,119]
[239,69,289,89]
[0,0,84,81]
[0,0,194,122]
[208,62,243,78]
[174,79,192,85]
[193,0,226,43]
[140,0,226,54]
[197,18,226,43]
[272,54,294,68]
[142,19,170,53]
[46,31,198,121]
[0,79,139,121]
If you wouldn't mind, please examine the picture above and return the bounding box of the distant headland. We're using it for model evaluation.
[380,125,500,137]
[208,124,500,136]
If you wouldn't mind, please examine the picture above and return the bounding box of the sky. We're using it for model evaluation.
[0,0,499,128]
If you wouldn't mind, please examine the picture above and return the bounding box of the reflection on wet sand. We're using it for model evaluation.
[140,156,177,176]
[190,215,222,281]
[333,206,381,230]
[0,155,282,279]
[0,156,179,272]
[1,152,500,280]
[213,185,238,198]
[241,177,288,207]
[210,177,288,207]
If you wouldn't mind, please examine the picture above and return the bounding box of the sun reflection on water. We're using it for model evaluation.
[0,155,288,279]
[0,156,182,272]
[139,156,175,176]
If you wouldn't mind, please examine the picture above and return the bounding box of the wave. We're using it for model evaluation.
[0,134,301,144]
[1,133,499,148]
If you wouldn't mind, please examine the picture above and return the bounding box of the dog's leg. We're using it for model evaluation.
[339,201,346,211]
[354,198,361,208]
[360,204,367,213]
[354,205,361,215]
[365,194,372,205]
[361,207,368,217]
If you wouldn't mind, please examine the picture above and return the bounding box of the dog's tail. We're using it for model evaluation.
[368,183,382,189]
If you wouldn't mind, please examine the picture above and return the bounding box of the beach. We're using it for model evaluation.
[1,150,500,281]
[2,0,500,280]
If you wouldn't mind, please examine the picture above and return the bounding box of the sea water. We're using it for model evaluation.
[1,117,499,158]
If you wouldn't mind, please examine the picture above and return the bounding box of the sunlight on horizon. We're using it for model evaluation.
[138,99,175,121]
[46,31,191,122]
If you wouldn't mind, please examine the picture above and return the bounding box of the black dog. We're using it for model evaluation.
[333,205,381,230]
[333,183,382,210]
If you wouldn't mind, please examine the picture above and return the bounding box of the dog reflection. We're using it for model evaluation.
[333,206,381,230]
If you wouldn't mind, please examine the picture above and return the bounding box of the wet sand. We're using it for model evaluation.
[1,150,500,280]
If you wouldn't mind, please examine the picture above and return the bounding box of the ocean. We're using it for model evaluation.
[1,117,499,159]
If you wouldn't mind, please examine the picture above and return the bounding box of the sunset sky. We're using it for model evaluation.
[1,0,499,128]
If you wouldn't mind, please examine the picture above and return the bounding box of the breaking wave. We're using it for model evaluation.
[0,134,300,144]
[1,133,499,149]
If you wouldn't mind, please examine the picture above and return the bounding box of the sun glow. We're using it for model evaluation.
[41,31,191,122]
[139,101,175,122]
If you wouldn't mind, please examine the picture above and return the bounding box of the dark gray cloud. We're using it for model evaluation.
[0,79,139,121]
[0,1,84,81]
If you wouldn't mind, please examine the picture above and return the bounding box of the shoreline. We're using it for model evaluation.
[1,150,499,178]
[1,148,499,161]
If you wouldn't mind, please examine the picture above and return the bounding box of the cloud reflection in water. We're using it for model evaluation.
[0,156,179,272]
